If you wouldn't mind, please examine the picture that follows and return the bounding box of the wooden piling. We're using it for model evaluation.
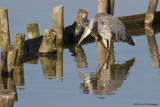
[7,46,18,75]
[110,0,115,15]
[53,5,64,45]
[26,23,40,39]
[38,29,57,55]
[0,89,16,107]
[64,9,88,43]
[0,8,10,52]
[74,9,88,37]
[26,23,40,64]
[98,0,115,14]
[145,0,158,25]
[98,0,108,13]
[14,33,25,63]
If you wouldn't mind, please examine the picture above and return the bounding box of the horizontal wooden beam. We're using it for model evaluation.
[23,11,160,62]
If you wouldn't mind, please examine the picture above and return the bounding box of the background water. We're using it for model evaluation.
[0,0,160,107]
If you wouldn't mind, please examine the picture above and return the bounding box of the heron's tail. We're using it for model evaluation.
[127,36,136,46]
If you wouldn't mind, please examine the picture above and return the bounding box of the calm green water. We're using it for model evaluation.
[0,0,160,107]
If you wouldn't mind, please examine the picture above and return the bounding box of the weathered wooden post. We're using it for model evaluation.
[26,23,40,39]
[0,89,16,107]
[14,33,25,63]
[74,9,88,37]
[98,0,115,62]
[145,0,158,25]
[26,23,40,64]
[98,0,115,14]
[53,5,64,45]
[110,0,115,15]
[64,9,88,43]
[0,8,10,52]
[38,29,57,55]
[7,46,18,76]
[98,0,108,13]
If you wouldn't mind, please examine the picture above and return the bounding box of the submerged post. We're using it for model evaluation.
[38,29,57,55]
[53,5,64,45]
[0,89,16,107]
[7,46,18,75]
[0,8,10,52]
[26,23,40,39]
[145,0,158,25]
[14,33,25,62]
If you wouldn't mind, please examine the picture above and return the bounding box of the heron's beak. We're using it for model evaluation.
[78,27,91,45]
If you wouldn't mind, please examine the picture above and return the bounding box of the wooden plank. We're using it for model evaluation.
[23,11,160,62]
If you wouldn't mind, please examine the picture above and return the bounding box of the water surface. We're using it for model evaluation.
[0,0,160,107]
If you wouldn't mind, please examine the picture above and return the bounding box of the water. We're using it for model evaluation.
[0,0,160,107]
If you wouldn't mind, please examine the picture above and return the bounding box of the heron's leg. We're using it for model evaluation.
[102,39,107,48]
[102,39,110,58]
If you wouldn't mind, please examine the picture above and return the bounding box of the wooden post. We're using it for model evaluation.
[64,9,88,43]
[14,33,25,63]
[110,0,115,15]
[0,89,16,107]
[74,9,88,37]
[26,23,40,64]
[53,5,64,45]
[145,0,158,25]
[0,8,10,52]
[98,0,108,13]
[38,29,57,55]
[98,0,115,14]
[7,46,18,75]
[26,23,40,39]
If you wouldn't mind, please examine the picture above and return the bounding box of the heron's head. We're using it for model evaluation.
[78,19,96,45]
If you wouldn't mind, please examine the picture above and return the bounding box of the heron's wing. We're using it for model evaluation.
[102,15,128,42]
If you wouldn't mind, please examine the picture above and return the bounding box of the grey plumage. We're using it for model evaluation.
[81,13,135,46]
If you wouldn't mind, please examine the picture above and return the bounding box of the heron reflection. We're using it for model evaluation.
[78,57,135,95]
[78,13,136,56]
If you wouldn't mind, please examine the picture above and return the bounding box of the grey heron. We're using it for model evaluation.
[78,13,136,55]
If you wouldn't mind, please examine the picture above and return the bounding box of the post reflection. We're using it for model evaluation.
[69,44,88,68]
[39,45,63,80]
[79,58,135,95]
[145,25,160,68]
[79,44,135,95]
